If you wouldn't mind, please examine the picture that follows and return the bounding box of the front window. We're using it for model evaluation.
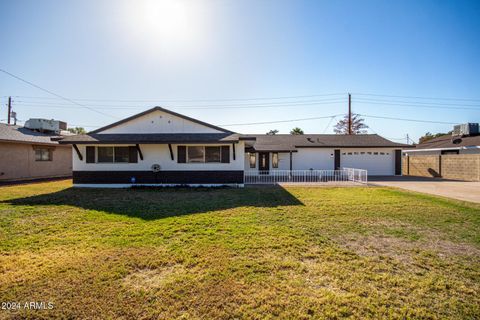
[35,148,52,161]
[98,147,114,163]
[187,146,204,163]
[249,153,256,168]
[205,146,221,162]
[272,152,279,168]
[114,147,130,163]
[97,147,130,163]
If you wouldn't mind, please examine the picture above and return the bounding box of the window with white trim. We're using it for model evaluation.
[272,152,279,168]
[249,153,256,168]
[187,146,223,163]
[97,146,130,163]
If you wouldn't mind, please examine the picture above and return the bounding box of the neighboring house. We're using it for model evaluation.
[402,123,480,181]
[403,124,480,155]
[0,122,72,182]
[58,107,407,187]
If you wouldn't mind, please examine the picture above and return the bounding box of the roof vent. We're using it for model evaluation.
[452,123,479,137]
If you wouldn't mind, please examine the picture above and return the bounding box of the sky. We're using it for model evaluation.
[1,0,479,143]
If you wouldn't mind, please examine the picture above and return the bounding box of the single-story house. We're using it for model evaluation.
[58,107,408,187]
[0,123,72,182]
[403,124,480,155]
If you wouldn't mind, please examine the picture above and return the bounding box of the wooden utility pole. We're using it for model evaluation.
[7,96,12,125]
[348,93,352,135]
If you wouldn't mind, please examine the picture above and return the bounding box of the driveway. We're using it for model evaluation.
[369,176,480,204]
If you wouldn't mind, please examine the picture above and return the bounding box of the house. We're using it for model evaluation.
[402,123,480,181]
[403,123,480,156]
[58,107,408,187]
[0,121,72,183]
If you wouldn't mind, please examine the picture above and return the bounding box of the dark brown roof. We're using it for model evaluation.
[58,133,243,144]
[0,123,62,146]
[244,134,409,151]
[413,134,480,150]
[90,106,233,134]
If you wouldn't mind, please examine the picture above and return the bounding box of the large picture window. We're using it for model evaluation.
[184,146,228,163]
[98,147,130,163]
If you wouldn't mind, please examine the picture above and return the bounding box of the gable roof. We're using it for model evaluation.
[0,123,61,146]
[90,106,233,134]
[413,134,480,150]
[244,134,409,152]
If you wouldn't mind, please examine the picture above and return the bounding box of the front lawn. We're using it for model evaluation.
[0,181,479,319]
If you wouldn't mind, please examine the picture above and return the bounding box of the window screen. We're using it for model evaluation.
[249,153,256,168]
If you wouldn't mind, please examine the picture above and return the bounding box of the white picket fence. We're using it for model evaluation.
[244,168,368,185]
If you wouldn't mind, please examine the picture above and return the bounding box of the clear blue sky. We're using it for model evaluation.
[1,0,479,143]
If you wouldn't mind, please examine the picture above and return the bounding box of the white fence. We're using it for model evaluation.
[244,168,368,185]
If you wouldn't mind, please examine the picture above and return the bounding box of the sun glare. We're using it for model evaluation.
[121,0,209,58]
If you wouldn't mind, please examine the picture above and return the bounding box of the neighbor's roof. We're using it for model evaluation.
[0,123,61,146]
[58,133,251,144]
[90,106,234,134]
[244,134,409,152]
[413,134,480,150]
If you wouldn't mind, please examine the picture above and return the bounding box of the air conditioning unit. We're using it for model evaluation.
[24,118,67,133]
[452,123,479,137]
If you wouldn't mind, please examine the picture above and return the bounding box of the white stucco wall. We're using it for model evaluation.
[99,110,223,134]
[73,142,245,171]
[293,148,335,170]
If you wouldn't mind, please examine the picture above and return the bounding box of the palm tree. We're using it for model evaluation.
[290,127,304,135]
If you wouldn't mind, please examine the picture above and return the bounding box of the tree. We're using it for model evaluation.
[418,131,450,144]
[333,114,368,134]
[67,127,87,134]
[290,127,304,135]
[266,129,279,135]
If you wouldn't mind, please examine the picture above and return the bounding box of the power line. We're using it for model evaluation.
[353,92,480,103]
[353,98,480,109]
[220,114,344,126]
[0,69,119,119]
[12,99,346,110]
[360,114,460,125]
[6,92,346,103]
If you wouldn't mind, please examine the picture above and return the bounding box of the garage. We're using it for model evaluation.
[340,148,397,176]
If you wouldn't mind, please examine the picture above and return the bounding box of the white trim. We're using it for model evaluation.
[73,183,245,188]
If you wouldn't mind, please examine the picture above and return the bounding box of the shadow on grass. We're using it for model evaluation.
[2,186,303,220]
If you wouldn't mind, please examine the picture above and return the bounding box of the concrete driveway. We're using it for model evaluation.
[369,176,480,204]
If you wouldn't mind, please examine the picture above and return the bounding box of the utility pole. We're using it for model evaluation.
[7,96,12,125]
[348,93,352,135]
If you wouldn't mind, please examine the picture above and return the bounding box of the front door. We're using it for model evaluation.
[259,152,269,173]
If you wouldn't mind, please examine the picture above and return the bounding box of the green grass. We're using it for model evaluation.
[0,180,479,319]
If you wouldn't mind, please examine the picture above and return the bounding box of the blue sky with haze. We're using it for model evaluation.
[1,0,479,142]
